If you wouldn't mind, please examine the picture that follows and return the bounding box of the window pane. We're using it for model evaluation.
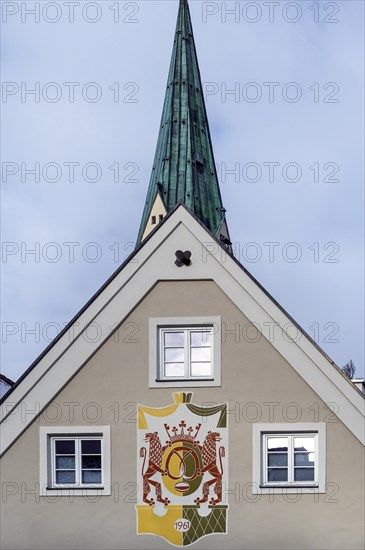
[56,470,75,484]
[268,468,288,482]
[165,347,184,362]
[191,347,211,362]
[56,456,75,469]
[294,452,315,466]
[55,440,75,454]
[81,440,101,454]
[190,331,212,346]
[82,470,102,484]
[191,362,212,377]
[294,468,315,482]
[267,437,288,451]
[82,456,102,469]
[294,437,314,452]
[164,363,185,377]
[164,332,184,347]
[268,453,288,467]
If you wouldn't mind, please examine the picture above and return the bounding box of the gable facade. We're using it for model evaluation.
[1,0,363,547]
[1,210,364,549]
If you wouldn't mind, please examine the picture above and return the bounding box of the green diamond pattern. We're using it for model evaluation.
[182,506,227,545]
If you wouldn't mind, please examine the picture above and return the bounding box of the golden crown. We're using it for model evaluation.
[164,421,201,445]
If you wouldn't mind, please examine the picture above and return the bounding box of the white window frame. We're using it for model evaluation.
[262,433,318,486]
[159,326,214,381]
[40,426,111,496]
[50,435,103,488]
[252,423,326,494]
[149,316,221,388]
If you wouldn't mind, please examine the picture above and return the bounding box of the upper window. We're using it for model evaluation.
[149,317,221,388]
[252,423,326,494]
[159,327,213,381]
[39,426,111,496]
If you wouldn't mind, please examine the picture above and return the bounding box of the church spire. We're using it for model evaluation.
[136,0,230,245]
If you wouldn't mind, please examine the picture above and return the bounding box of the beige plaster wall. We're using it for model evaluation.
[1,281,364,549]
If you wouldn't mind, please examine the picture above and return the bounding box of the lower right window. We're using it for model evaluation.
[263,433,316,485]
[253,423,326,493]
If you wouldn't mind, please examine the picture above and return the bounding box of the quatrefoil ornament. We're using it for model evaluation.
[174,250,192,267]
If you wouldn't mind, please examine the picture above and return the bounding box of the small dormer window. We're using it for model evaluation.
[159,214,164,222]
[159,327,213,380]
[151,216,156,225]
[149,316,221,388]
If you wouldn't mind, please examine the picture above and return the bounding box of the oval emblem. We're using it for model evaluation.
[162,441,203,497]
[174,519,191,532]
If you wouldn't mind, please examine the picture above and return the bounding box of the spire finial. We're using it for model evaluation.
[136,0,230,245]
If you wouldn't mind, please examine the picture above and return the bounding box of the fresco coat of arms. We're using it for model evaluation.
[136,392,228,546]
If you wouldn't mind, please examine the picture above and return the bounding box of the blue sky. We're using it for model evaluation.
[1,0,364,381]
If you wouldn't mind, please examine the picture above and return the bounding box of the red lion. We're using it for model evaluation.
[194,431,225,506]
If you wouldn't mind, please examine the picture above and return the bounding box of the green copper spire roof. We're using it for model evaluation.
[136,0,229,244]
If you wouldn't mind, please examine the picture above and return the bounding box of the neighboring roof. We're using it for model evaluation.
[352,380,365,395]
[0,374,14,386]
[1,204,364,456]
[0,374,14,399]
[136,0,228,243]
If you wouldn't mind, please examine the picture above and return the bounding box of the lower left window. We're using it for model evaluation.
[40,426,111,496]
[51,436,102,486]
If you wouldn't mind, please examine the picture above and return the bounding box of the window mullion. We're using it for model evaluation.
[101,439,104,485]
[77,439,81,486]
[289,436,294,483]
[160,329,165,380]
[210,327,214,377]
[51,438,55,486]
[185,329,189,379]
[263,435,268,484]
[314,434,318,483]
